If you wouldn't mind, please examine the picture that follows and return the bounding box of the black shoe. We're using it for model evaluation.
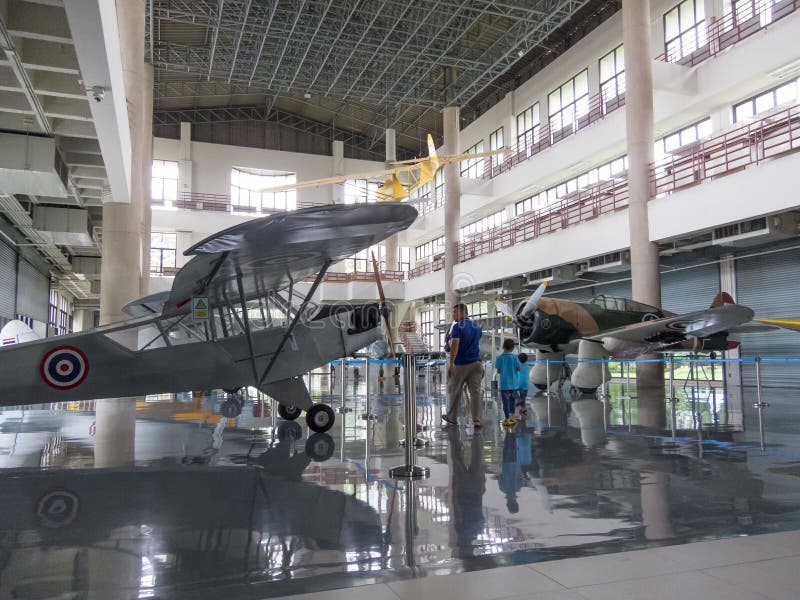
[441,415,457,427]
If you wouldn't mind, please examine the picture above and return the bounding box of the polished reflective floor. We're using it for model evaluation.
[2,366,800,599]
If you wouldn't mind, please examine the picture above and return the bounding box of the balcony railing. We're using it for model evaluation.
[408,101,800,279]
[657,0,799,66]
[153,191,328,214]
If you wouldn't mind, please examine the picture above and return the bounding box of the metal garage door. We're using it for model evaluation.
[736,247,800,388]
[661,263,720,314]
[0,240,16,322]
[16,259,49,323]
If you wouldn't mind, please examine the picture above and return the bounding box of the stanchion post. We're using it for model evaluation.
[361,358,376,421]
[545,359,551,397]
[669,355,677,441]
[390,354,430,479]
[337,358,352,414]
[752,356,769,451]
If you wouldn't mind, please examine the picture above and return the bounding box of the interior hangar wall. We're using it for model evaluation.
[0,238,51,328]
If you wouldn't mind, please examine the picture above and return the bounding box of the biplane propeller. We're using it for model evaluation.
[256,134,508,202]
[0,204,418,433]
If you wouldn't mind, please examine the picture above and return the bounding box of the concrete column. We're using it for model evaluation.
[93,397,136,468]
[504,91,516,149]
[331,140,344,204]
[384,128,399,271]
[720,253,743,426]
[179,121,193,197]
[140,63,154,296]
[623,0,663,385]
[442,106,461,312]
[100,0,147,325]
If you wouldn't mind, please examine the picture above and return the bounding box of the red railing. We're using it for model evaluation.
[657,0,798,66]
[653,102,800,196]
[309,270,407,283]
[408,102,800,279]
[153,191,328,214]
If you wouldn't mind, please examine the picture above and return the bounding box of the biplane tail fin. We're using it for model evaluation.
[754,318,800,333]
[426,134,439,168]
[1,319,39,347]
[710,292,736,308]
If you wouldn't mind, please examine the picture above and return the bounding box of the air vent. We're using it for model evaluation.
[527,265,578,285]
[579,251,631,274]
[713,215,795,247]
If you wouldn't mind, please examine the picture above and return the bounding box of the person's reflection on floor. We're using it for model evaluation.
[498,422,533,514]
[447,428,486,558]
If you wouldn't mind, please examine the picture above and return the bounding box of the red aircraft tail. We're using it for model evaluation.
[710,292,735,308]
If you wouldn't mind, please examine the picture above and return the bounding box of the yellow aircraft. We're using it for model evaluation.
[257,134,507,201]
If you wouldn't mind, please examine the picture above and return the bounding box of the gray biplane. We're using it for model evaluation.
[0,203,418,433]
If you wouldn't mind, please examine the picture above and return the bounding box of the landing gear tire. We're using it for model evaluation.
[578,387,598,394]
[305,433,335,462]
[306,404,335,433]
[220,398,242,418]
[278,404,302,421]
[277,420,303,441]
[534,384,547,391]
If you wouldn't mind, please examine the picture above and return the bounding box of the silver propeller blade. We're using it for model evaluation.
[520,282,548,318]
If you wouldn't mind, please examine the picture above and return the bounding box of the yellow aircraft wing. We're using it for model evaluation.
[756,318,800,332]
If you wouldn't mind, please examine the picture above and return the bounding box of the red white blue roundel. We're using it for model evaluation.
[40,346,89,390]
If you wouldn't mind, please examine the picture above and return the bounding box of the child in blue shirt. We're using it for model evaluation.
[516,353,531,418]
[495,338,521,427]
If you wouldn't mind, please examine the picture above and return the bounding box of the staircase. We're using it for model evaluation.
[399,321,430,354]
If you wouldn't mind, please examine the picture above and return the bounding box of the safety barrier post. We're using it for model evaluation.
[545,359,551,397]
[601,358,608,432]
[390,354,430,480]
[668,355,677,441]
[753,357,769,451]
[361,358,376,421]
[336,358,352,414]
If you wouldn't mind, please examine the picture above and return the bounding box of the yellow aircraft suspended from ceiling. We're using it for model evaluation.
[256,134,507,201]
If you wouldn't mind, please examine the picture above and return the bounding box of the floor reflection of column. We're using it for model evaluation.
[94,398,137,468]
[636,385,667,429]
[640,471,674,540]
[571,397,607,447]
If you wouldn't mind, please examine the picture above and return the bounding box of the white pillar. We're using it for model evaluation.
[100,0,147,325]
[443,106,461,312]
[179,121,193,198]
[140,63,154,296]
[624,0,663,386]
[384,128,399,271]
[720,253,743,426]
[331,140,344,204]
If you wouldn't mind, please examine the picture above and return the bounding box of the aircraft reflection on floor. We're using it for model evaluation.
[0,380,799,598]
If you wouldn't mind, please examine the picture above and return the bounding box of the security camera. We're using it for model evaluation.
[91,86,105,103]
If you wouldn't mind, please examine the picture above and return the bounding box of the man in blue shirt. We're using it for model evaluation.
[443,303,484,428]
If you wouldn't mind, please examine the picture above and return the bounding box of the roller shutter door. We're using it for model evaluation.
[594,279,632,300]
[736,247,800,388]
[16,259,49,323]
[661,263,720,314]
[548,285,594,303]
[0,240,16,321]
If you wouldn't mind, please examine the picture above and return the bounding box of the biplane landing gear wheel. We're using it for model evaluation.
[306,404,335,433]
[278,404,301,421]
[220,398,243,418]
[277,420,303,442]
[305,433,335,462]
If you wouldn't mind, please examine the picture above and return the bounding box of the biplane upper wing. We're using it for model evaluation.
[156,203,418,317]
[584,304,755,344]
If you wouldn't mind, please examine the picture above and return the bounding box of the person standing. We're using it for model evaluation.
[443,303,484,428]
[495,338,521,427]
[516,353,531,418]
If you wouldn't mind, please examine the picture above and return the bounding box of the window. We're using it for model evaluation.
[230,168,296,213]
[654,118,712,159]
[419,307,435,351]
[48,289,72,337]
[344,178,380,204]
[664,0,707,62]
[733,78,800,123]
[150,232,177,274]
[461,210,506,239]
[548,69,589,133]
[152,160,178,205]
[464,300,488,319]
[730,0,777,28]
[415,236,444,262]
[599,44,625,109]
[461,141,485,178]
[516,103,540,148]
[489,127,504,169]
[434,168,445,198]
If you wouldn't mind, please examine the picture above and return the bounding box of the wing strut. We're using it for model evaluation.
[236,270,260,386]
[257,260,331,387]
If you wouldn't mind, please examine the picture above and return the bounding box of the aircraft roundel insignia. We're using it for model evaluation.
[40,346,89,390]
